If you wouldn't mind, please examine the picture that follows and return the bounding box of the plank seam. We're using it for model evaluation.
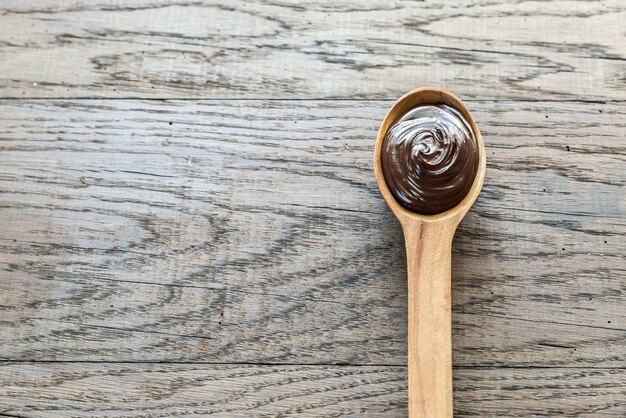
[0,98,624,103]
[0,361,623,370]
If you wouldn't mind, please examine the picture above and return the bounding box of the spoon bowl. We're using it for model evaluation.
[373,87,485,418]
[374,87,486,225]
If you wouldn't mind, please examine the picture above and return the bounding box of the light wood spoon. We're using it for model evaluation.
[373,87,486,418]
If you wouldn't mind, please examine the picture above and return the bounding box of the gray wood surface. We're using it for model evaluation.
[0,0,625,100]
[1,363,624,417]
[0,1,625,417]
[0,99,624,417]
[0,99,625,366]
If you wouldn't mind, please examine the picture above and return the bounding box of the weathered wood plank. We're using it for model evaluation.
[1,0,625,100]
[0,99,624,366]
[0,363,624,417]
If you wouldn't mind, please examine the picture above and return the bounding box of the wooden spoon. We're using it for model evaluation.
[373,87,486,418]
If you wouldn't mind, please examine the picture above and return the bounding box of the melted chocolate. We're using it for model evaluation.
[381,104,479,215]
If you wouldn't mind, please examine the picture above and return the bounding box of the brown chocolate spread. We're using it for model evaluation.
[381,104,479,215]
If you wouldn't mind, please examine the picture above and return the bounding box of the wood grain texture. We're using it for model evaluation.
[0,99,624,368]
[0,0,625,100]
[0,363,624,417]
[2,1,624,415]
[405,222,455,418]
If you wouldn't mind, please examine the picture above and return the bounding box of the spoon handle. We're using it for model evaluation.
[403,221,455,418]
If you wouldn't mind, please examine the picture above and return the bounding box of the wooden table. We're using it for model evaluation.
[0,1,624,416]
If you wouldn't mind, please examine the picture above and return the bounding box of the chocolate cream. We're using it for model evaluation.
[381,104,479,215]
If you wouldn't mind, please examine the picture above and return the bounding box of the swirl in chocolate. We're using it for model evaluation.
[381,104,479,215]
